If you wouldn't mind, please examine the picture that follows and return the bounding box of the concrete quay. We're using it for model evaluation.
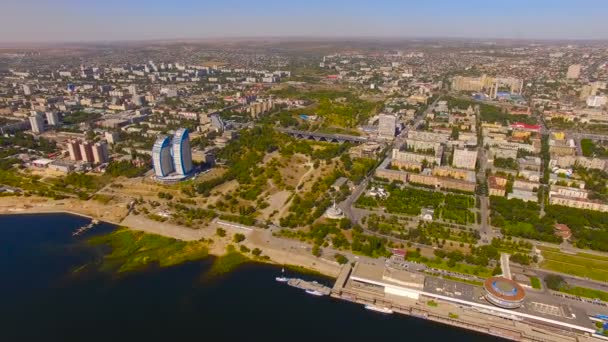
[331,263,602,342]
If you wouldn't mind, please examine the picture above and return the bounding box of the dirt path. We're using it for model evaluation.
[274,161,314,223]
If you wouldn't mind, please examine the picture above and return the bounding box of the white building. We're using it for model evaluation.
[104,131,119,144]
[586,95,607,108]
[79,141,94,163]
[29,114,44,134]
[45,112,59,126]
[378,114,397,140]
[172,128,193,175]
[452,148,478,170]
[152,136,174,177]
[92,141,109,164]
[67,140,81,161]
[567,64,581,79]
[22,84,32,96]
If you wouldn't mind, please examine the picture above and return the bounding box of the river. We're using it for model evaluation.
[0,213,503,341]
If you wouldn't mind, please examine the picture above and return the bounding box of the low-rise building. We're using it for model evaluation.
[488,176,508,197]
[452,148,478,170]
[549,195,608,212]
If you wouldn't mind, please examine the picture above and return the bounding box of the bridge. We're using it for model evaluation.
[277,128,368,144]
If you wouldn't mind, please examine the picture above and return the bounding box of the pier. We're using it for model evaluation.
[330,262,597,342]
[72,219,99,236]
[287,278,331,296]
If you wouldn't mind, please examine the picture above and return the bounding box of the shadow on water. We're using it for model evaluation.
[0,213,504,342]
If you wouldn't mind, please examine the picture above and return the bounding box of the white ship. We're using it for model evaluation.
[305,289,325,296]
[276,268,289,282]
[364,305,394,314]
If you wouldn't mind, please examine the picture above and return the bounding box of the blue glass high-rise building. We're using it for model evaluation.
[172,128,193,175]
[152,136,174,177]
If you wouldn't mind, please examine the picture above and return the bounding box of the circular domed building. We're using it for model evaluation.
[484,277,526,309]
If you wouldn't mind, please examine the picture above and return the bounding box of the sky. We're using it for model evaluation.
[2,0,608,43]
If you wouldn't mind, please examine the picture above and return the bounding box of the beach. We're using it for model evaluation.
[0,196,342,278]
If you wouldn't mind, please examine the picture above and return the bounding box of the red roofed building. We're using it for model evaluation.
[511,122,541,133]
[391,249,407,260]
[554,224,572,240]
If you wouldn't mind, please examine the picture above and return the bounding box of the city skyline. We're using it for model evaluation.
[2,0,608,43]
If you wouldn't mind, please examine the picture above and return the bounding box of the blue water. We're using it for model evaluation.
[0,213,503,342]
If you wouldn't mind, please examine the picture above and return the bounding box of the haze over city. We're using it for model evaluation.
[3,1,608,342]
[2,0,608,43]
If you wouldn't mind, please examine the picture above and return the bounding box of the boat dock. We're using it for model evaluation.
[330,262,597,342]
[72,219,99,236]
[287,278,331,296]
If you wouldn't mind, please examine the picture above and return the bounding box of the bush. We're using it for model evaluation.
[233,233,246,243]
[544,274,566,290]
[216,228,226,237]
[334,253,348,264]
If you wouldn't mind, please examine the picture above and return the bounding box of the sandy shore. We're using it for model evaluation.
[0,196,127,224]
[0,196,342,278]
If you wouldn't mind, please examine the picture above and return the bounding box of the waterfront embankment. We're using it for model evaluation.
[0,196,341,278]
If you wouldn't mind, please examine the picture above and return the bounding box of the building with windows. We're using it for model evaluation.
[567,64,581,79]
[151,128,194,182]
[452,148,478,170]
[45,112,59,126]
[152,136,174,178]
[172,128,193,175]
[29,113,44,134]
[378,114,397,140]
[67,140,82,161]
[79,141,94,163]
[92,142,109,164]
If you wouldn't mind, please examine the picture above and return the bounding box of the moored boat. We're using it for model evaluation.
[364,304,394,314]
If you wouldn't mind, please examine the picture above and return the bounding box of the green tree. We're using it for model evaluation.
[216,228,226,237]
[233,233,246,243]
[545,275,566,290]
[334,253,348,264]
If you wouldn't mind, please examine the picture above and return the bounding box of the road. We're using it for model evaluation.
[475,104,495,243]
[500,253,512,279]
[342,95,442,225]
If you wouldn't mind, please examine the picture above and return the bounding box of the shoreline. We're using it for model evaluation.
[3,201,603,341]
[0,198,341,278]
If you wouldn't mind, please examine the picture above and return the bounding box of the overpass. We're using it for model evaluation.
[277,128,368,144]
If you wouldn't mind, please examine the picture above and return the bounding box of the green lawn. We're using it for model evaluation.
[530,277,542,289]
[89,228,209,272]
[539,248,608,282]
[408,254,492,278]
[560,286,608,302]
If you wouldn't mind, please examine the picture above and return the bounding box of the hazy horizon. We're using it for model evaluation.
[2,0,608,43]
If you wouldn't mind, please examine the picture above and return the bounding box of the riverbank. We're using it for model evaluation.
[0,196,127,225]
[0,196,341,278]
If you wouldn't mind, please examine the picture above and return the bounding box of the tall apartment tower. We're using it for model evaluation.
[104,131,119,144]
[378,114,397,139]
[67,140,82,160]
[29,114,44,134]
[22,84,32,96]
[92,141,109,164]
[152,136,174,177]
[172,128,193,175]
[79,141,94,163]
[45,112,60,126]
[567,64,581,79]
